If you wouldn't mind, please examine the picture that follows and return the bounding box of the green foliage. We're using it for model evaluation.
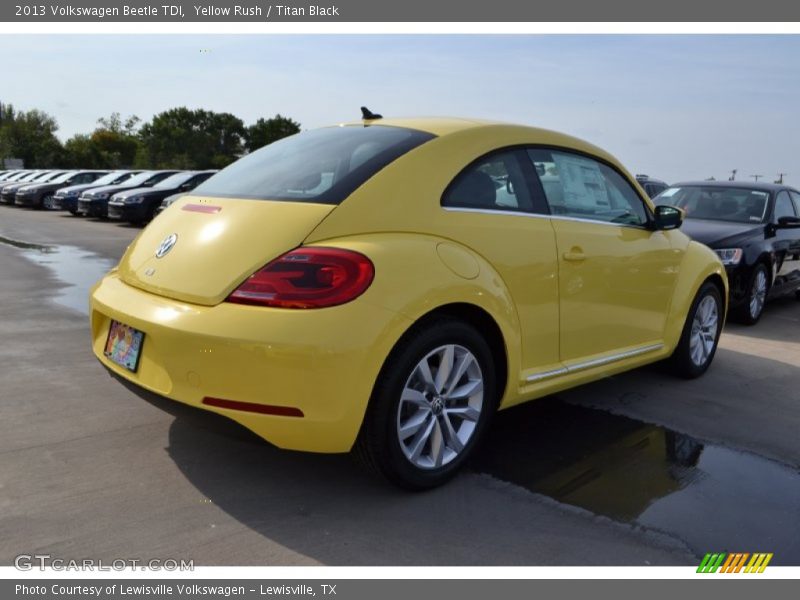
[138,107,246,169]
[0,104,63,167]
[246,114,301,152]
[1,104,300,170]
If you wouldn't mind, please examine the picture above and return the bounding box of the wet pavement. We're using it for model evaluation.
[472,398,800,564]
[0,234,115,314]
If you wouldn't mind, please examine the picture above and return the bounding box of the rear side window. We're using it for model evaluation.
[528,149,649,226]
[192,125,434,204]
[442,150,534,212]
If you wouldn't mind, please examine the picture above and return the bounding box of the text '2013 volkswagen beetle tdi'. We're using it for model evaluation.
[90,115,728,489]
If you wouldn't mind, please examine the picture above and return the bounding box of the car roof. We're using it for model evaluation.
[671,180,797,193]
[336,116,618,165]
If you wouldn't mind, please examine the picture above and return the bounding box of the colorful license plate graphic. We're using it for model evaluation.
[104,320,144,373]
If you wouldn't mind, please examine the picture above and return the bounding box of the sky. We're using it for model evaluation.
[1,34,798,184]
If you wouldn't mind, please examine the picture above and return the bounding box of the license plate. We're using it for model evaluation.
[104,320,145,373]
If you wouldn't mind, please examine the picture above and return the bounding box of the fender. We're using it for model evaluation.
[309,233,523,408]
[664,240,729,352]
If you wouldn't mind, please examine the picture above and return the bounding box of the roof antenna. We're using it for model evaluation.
[361,106,382,120]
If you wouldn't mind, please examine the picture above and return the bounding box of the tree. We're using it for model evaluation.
[91,112,141,167]
[137,107,246,169]
[245,114,301,152]
[63,134,104,168]
[0,105,63,167]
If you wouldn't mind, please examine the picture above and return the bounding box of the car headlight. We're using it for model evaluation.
[125,196,144,204]
[64,190,78,197]
[93,192,109,200]
[715,248,743,266]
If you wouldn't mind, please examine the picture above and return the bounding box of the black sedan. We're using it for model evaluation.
[15,170,108,209]
[0,171,64,204]
[76,170,180,218]
[656,181,800,324]
[53,170,141,214]
[107,170,216,223]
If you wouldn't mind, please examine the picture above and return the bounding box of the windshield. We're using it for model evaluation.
[192,125,435,204]
[656,186,770,224]
[87,172,124,186]
[49,171,80,184]
[120,171,160,187]
[155,172,194,189]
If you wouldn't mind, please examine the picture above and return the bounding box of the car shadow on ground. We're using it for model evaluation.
[111,375,694,566]
[721,295,800,344]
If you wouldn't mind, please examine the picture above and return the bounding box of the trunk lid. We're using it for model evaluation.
[118,196,336,306]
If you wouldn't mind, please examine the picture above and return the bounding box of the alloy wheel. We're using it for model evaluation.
[689,295,719,367]
[396,344,484,469]
[749,268,768,320]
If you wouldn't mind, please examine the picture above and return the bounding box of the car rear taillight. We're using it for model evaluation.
[227,247,374,309]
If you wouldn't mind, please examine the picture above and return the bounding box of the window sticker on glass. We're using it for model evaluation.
[552,152,609,210]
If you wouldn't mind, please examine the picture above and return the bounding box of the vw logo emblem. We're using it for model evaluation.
[155,233,178,258]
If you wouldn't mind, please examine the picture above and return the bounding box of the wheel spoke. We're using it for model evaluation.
[399,410,431,441]
[446,405,480,422]
[443,351,472,396]
[434,345,455,393]
[441,413,464,453]
[429,420,445,468]
[415,359,436,390]
[449,378,483,400]
[408,418,436,463]
[401,388,429,408]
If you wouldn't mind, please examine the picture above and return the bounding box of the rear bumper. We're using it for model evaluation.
[90,273,412,453]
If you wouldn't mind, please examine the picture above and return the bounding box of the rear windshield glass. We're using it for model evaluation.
[191,125,435,204]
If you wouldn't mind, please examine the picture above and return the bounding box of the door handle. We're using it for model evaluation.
[563,250,587,262]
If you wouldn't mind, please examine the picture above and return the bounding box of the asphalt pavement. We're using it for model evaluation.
[1,208,798,566]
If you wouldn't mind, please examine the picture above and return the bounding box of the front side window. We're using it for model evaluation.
[442,150,534,212]
[193,125,434,204]
[528,149,648,226]
[774,191,797,221]
[790,191,800,215]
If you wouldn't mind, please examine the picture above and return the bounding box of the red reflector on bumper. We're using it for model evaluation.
[182,204,222,214]
[202,397,304,417]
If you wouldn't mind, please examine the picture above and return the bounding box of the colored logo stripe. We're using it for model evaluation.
[697,552,773,573]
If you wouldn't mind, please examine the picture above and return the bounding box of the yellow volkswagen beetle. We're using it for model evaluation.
[90,115,727,489]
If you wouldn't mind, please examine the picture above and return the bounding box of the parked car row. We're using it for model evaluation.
[0,168,216,224]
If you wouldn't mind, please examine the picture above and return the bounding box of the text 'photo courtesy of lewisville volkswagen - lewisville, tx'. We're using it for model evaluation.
[0,23,799,591]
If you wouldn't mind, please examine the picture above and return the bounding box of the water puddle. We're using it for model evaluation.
[0,235,116,315]
[472,398,800,564]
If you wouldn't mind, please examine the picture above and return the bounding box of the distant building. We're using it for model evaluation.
[1,158,24,169]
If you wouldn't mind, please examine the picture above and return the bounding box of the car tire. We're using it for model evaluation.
[41,194,54,210]
[354,317,496,490]
[668,281,723,379]
[732,263,769,325]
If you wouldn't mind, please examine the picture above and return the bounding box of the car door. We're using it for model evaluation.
[772,191,800,285]
[527,149,684,365]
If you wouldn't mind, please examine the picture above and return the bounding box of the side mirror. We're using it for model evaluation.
[653,205,683,230]
[777,215,800,228]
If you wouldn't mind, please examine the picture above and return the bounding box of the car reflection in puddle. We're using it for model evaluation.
[0,235,116,315]
[471,398,800,563]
